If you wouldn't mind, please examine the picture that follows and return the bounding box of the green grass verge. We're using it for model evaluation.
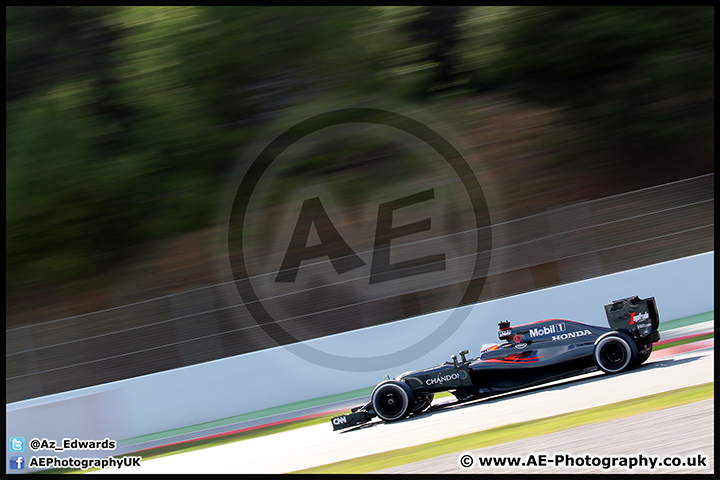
[659,311,713,331]
[292,382,714,474]
[655,332,714,351]
[434,391,453,400]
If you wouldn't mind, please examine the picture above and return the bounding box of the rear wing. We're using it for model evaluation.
[604,296,659,343]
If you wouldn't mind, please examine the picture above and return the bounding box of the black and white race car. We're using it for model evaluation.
[332,295,660,430]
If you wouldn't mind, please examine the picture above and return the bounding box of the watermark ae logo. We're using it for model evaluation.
[221,107,491,371]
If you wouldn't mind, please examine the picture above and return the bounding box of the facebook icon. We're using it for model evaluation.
[10,455,24,470]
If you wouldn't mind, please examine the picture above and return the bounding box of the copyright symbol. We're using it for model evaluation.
[460,454,473,468]
[30,439,40,450]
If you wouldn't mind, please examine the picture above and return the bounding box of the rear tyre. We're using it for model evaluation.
[594,332,637,374]
[412,393,434,413]
[371,381,414,422]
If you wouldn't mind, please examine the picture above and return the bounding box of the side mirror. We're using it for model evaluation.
[451,354,458,367]
[459,350,469,362]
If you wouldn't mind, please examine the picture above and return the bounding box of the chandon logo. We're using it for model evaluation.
[552,329,593,341]
[425,372,460,385]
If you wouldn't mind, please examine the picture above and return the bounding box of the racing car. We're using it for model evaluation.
[332,295,660,430]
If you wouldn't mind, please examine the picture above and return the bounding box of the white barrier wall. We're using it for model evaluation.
[6,252,714,452]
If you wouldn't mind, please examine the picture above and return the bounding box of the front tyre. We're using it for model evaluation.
[594,332,637,374]
[371,381,414,422]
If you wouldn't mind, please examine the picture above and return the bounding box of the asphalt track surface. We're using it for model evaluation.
[92,346,714,474]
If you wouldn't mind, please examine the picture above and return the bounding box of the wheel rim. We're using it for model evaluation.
[377,392,403,418]
[596,336,631,372]
[372,384,409,421]
[604,343,626,366]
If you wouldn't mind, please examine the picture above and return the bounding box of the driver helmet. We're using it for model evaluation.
[480,343,499,356]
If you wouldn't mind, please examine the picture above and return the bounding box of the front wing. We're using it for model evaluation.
[331,403,375,430]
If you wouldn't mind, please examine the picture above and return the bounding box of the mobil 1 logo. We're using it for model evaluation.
[224,108,492,371]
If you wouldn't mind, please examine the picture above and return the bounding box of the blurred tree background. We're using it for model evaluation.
[6,6,714,298]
